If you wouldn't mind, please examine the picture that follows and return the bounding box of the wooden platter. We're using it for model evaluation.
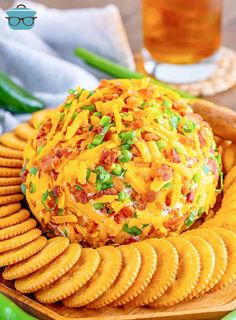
[1,276,236,320]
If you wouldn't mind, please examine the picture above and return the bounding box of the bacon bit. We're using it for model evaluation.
[72,189,88,204]
[21,169,28,183]
[152,164,173,181]
[124,238,138,244]
[100,150,118,165]
[114,206,134,223]
[53,185,61,197]
[40,154,53,172]
[114,214,122,224]
[93,126,103,134]
[104,130,112,141]
[144,191,157,203]
[165,193,172,207]
[186,191,194,203]
[171,149,181,163]
[48,199,57,209]
[51,170,59,181]
[163,216,181,231]
[142,132,159,141]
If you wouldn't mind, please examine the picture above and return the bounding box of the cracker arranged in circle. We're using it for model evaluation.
[35,248,100,304]
[0,228,41,253]
[0,177,22,187]
[210,227,236,291]
[0,157,23,168]
[150,237,200,308]
[0,218,37,240]
[182,234,215,298]
[87,245,141,309]
[0,236,47,267]
[0,209,30,229]
[187,228,228,293]
[113,242,157,306]
[201,214,236,233]
[224,165,236,192]
[3,237,70,280]
[0,193,24,206]
[222,143,236,173]
[128,239,179,307]
[0,203,21,218]
[30,109,54,129]
[0,132,26,151]
[63,246,122,308]
[0,144,23,159]
[14,123,35,141]
[0,167,21,177]
[15,243,81,293]
[0,185,21,196]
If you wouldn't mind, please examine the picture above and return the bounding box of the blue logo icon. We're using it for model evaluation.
[6,4,37,30]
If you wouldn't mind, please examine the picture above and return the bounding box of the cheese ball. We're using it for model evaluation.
[22,79,222,247]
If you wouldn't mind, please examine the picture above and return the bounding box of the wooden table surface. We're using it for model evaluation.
[1,0,236,109]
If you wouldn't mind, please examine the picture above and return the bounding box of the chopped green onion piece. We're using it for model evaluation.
[162,182,172,190]
[155,140,165,150]
[95,166,113,191]
[82,105,95,111]
[169,115,181,130]
[93,111,102,117]
[203,165,210,174]
[119,131,136,143]
[93,202,104,210]
[185,210,198,227]
[88,90,94,97]
[58,209,64,216]
[59,112,65,121]
[118,191,129,202]
[100,115,111,127]
[63,228,69,237]
[164,108,172,117]
[72,112,78,120]
[37,145,44,154]
[42,190,49,202]
[75,185,83,191]
[198,207,204,217]
[64,101,72,109]
[122,223,142,236]
[20,183,26,194]
[86,169,92,180]
[91,134,104,146]
[163,100,172,107]
[119,150,132,163]
[140,102,146,109]
[68,89,76,94]
[29,167,38,175]
[193,172,201,183]
[29,182,36,194]
[112,164,124,176]
[120,144,131,151]
[183,119,196,133]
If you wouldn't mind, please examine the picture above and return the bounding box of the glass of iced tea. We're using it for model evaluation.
[142,0,223,83]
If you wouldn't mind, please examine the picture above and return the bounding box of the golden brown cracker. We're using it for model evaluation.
[0,218,37,240]
[0,203,21,218]
[0,177,22,187]
[128,239,179,307]
[113,242,157,306]
[222,143,236,173]
[0,236,47,267]
[15,243,81,293]
[30,109,54,129]
[0,144,23,159]
[0,185,21,196]
[14,123,35,141]
[0,193,24,206]
[0,167,21,177]
[0,157,23,168]
[183,234,215,298]
[87,245,141,309]
[150,237,201,308]
[3,237,69,280]
[0,209,30,229]
[201,214,236,232]
[0,228,41,253]
[63,246,122,308]
[224,165,236,192]
[210,227,236,291]
[35,248,100,304]
[0,132,26,151]
[188,228,228,293]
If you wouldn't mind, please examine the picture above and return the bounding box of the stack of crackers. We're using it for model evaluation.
[0,110,236,310]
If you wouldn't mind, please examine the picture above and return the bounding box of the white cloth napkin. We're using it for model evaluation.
[0,0,135,133]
